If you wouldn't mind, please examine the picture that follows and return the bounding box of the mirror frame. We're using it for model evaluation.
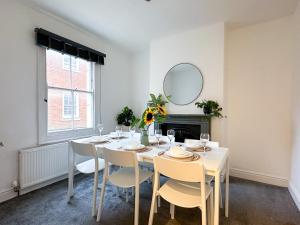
[163,63,204,106]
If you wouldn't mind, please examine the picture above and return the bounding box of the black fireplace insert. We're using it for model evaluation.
[157,114,211,143]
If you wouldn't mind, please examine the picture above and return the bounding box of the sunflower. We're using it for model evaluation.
[157,104,167,116]
[144,108,155,125]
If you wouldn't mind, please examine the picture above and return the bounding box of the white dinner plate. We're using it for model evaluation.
[125,144,145,151]
[165,150,193,159]
[89,136,109,143]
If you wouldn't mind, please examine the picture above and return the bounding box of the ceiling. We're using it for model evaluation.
[23,0,299,52]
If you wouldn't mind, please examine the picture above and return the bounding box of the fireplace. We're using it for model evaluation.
[157,114,211,143]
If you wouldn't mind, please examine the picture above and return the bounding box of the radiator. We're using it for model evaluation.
[19,142,69,190]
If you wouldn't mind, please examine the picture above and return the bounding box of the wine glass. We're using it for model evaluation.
[129,126,136,139]
[155,129,162,148]
[97,123,104,136]
[115,125,122,138]
[200,133,210,154]
[167,129,175,149]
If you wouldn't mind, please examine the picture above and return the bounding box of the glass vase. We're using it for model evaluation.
[140,129,149,146]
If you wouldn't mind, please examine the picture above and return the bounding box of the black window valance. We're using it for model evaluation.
[35,28,106,65]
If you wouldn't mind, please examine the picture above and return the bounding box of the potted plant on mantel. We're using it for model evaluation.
[131,94,168,146]
[116,106,136,130]
[195,100,223,118]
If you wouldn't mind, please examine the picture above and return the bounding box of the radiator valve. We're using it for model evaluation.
[11,180,20,192]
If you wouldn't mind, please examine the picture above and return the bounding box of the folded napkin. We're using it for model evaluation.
[185,139,202,148]
[169,146,186,155]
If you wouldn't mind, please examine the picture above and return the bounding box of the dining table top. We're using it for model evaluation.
[78,133,229,175]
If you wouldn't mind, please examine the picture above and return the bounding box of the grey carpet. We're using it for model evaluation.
[0,174,299,225]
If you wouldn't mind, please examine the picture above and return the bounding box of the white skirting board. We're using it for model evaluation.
[19,174,68,195]
[0,188,18,203]
[289,182,300,211]
[230,168,289,187]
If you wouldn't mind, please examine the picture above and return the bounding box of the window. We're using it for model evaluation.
[63,55,80,72]
[38,48,99,144]
[63,92,79,119]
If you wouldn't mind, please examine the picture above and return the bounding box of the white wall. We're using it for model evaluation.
[149,23,226,143]
[130,50,150,116]
[226,16,293,186]
[0,0,132,201]
[290,2,300,210]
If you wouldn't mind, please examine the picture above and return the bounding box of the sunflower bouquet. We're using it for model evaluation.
[132,93,168,130]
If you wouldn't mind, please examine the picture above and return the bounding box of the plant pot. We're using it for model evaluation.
[122,125,130,132]
[140,129,149,146]
[203,106,212,115]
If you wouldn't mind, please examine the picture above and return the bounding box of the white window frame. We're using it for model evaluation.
[37,48,101,144]
[63,55,80,72]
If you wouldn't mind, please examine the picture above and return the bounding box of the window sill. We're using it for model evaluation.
[39,128,96,145]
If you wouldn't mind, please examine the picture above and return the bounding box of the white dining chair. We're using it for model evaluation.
[97,148,153,225]
[148,156,214,225]
[67,141,105,216]
[184,139,226,208]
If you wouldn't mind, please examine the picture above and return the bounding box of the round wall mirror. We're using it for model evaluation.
[163,63,204,105]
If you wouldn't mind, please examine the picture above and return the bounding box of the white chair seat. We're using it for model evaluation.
[159,179,212,208]
[76,158,105,174]
[109,167,153,188]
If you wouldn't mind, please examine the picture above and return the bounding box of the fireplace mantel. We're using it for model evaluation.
[157,114,211,142]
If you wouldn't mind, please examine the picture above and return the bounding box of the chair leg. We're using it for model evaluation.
[170,204,175,219]
[157,178,161,207]
[207,191,214,225]
[97,173,107,222]
[67,168,74,202]
[67,144,74,202]
[220,184,223,209]
[210,191,214,225]
[126,189,129,202]
[134,184,140,225]
[201,205,207,225]
[207,201,210,225]
[148,193,157,225]
[92,169,99,216]
[149,173,159,225]
[151,175,157,214]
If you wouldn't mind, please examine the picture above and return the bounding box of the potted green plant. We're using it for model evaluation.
[195,100,223,118]
[116,106,136,127]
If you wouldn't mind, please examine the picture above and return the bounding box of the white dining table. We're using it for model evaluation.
[69,134,230,225]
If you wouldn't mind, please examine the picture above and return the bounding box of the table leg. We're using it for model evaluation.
[214,171,220,225]
[225,159,229,217]
[67,143,74,202]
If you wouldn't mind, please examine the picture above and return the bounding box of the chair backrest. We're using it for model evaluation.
[185,139,219,148]
[102,148,137,168]
[153,156,205,183]
[71,141,97,157]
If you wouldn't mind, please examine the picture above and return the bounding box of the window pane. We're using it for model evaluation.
[62,92,80,119]
[48,89,73,132]
[71,58,93,92]
[73,92,94,129]
[46,49,71,89]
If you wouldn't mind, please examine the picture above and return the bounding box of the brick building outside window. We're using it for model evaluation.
[46,49,94,132]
